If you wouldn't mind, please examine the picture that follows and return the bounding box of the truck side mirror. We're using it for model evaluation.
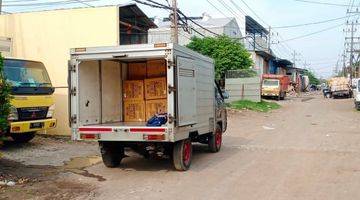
[222,91,229,99]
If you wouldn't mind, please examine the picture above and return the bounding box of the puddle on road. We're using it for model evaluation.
[61,156,106,182]
[63,156,102,170]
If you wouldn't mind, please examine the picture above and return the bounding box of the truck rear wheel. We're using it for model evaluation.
[209,124,222,153]
[173,139,192,171]
[99,142,124,168]
[11,132,36,143]
[280,92,286,100]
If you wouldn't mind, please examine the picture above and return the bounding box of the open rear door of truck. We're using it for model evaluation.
[176,57,197,127]
[68,59,79,136]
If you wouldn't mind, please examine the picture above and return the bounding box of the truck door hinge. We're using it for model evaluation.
[70,87,77,96]
[168,85,176,93]
[168,114,175,124]
[70,115,77,124]
[167,61,176,69]
[68,60,77,72]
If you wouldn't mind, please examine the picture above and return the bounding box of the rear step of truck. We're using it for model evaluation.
[78,123,169,142]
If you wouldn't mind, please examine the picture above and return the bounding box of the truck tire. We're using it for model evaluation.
[173,139,192,171]
[209,124,222,153]
[99,142,124,168]
[11,132,36,143]
[280,92,285,100]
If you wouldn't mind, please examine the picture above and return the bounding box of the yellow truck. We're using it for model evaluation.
[3,58,56,142]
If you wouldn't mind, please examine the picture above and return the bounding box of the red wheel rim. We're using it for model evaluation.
[215,129,222,149]
[183,140,191,165]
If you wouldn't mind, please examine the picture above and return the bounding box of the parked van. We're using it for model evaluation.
[3,58,57,142]
[69,43,228,171]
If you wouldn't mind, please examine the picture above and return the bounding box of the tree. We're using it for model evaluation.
[304,69,320,85]
[0,54,11,136]
[187,35,253,79]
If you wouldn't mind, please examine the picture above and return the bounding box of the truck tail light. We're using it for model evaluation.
[144,134,165,141]
[80,134,99,140]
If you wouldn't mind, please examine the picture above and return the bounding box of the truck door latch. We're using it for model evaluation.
[168,85,176,93]
[167,61,176,69]
[70,87,77,96]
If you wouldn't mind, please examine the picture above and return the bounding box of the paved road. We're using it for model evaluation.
[84,94,360,200]
[2,93,360,200]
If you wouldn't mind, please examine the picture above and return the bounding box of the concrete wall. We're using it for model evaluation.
[0,6,119,135]
[225,77,261,103]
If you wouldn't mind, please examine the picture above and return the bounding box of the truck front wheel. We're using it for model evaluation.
[173,139,192,171]
[209,124,222,153]
[99,142,124,168]
[11,132,36,143]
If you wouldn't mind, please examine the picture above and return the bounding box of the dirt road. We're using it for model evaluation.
[1,93,360,200]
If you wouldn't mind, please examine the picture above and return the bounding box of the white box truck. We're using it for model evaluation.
[68,43,228,171]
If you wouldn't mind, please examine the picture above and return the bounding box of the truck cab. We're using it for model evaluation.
[261,74,290,100]
[3,58,57,142]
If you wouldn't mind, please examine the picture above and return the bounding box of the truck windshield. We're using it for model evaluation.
[263,79,279,87]
[3,59,52,87]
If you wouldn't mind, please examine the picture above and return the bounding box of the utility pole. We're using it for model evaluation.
[292,51,300,68]
[350,21,355,80]
[170,0,179,44]
[343,53,347,77]
[0,0,2,15]
[268,26,271,52]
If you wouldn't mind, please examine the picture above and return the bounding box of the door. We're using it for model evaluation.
[68,59,78,129]
[177,57,197,127]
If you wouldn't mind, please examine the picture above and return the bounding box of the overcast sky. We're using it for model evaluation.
[3,0,357,78]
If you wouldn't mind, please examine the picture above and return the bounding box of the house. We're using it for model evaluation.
[148,14,242,45]
[0,4,156,135]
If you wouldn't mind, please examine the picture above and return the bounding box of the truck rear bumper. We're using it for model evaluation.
[261,93,279,97]
[9,118,57,133]
[332,90,350,96]
[75,126,172,142]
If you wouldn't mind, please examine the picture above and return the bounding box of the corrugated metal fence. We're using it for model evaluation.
[225,70,261,102]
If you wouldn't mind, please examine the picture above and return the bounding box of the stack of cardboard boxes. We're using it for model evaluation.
[123,60,167,122]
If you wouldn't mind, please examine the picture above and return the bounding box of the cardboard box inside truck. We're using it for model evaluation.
[123,62,167,122]
[144,77,167,100]
[145,99,167,120]
[123,80,144,101]
[147,59,166,78]
[124,100,146,122]
[128,62,146,80]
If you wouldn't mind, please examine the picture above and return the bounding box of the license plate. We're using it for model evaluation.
[30,122,44,129]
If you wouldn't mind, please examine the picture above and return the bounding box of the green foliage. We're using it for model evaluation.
[187,35,253,79]
[0,54,12,135]
[304,69,320,85]
[227,100,281,112]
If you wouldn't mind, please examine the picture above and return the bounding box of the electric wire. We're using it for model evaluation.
[294,0,352,7]
[279,22,344,43]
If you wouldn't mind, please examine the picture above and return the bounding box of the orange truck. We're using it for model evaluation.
[261,74,290,100]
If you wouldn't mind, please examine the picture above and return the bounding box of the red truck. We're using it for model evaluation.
[261,74,290,100]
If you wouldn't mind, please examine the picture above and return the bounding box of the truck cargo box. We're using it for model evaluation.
[68,43,229,171]
[69,43,215,142]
